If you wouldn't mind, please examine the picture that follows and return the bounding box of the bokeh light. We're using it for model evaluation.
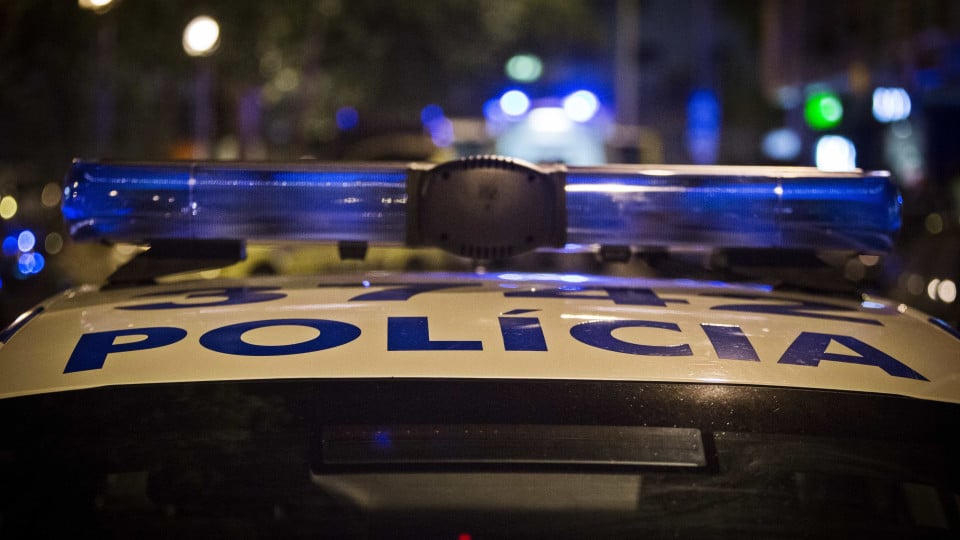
[0,196,16,219]
[335,106,359,131]
[938,279,957,304]
[562,90,599,122]
[2,236,17,256]
[17,252,45,275]
[499,90,530,117]
[17,230,36,252]
[529,107,572,133]
[872,87,911,123]
[815,135,857,171]
[78,0,115,11]
[804,91,843,130]
[41,182,62,208]
[45,233,64,255]
[505,54,543,83]
[183,15,221,57]
[420,104,444,125]
[761,128,802,161]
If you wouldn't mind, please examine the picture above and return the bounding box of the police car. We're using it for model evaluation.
[0,156,957,538]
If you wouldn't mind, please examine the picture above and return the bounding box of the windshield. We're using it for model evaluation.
[2,380,957,538]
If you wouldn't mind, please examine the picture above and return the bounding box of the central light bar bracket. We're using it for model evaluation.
[405,156,567,260]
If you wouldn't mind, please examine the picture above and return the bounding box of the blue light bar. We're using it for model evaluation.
[63,160,901,253]
[565,165,900,252]
[63,162,409,243]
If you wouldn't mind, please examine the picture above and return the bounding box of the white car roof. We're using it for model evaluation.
[1,272,957,403]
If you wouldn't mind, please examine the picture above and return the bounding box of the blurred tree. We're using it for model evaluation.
[0,0,603,164]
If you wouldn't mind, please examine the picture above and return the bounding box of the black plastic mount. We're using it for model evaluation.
[105,239,246,288]
[405,156,567,261]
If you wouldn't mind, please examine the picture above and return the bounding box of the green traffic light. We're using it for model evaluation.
[804,91,843,130]
[505,54,543,83]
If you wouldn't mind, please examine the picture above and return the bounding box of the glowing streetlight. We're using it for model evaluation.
[182,16,221,158]
[183,16,221,57]
[78,0,115,12]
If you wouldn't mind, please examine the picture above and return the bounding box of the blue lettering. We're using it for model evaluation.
[199,319,360,356]
[348,283,477,301]
[387,317,483,351]
[499,316,547,351]
[570,320,692,356]
[64,327,187,373]
[778,332,927,380]
[118,287,286,310]
[505,287,687,307]
[709,295,881,326]
[701,324,759,361]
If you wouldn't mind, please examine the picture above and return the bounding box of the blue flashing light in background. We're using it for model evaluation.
[499,90,530,117]
[761,128,802,161]
[686,89,721,165]
[529,107,572,133]
[815,135,857,171]
[420,104,444,125]
[17,252,44,275]
[483,98,507,124]
[562,90,599,123]
[420,104,454,147]
[2,235,18,256]
[335,106,359,131]
[427,117,455,147]
[17,230,36,252]
[872,87,911,123]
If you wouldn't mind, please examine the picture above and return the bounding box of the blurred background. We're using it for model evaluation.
[1,0,958,328]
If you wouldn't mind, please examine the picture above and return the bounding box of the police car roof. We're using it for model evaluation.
[0,272,957,403]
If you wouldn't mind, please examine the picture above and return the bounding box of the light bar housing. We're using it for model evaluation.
[63,157,901,256]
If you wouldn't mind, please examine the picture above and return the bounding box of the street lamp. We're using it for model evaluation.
[183,16,221,158]
[79,0,117,155]
[78,0,115,13]
[183,15,221,57]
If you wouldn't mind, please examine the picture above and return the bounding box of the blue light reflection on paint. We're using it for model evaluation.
[373,430,392,449]
[498,273,591,283]
[929,317,960,342]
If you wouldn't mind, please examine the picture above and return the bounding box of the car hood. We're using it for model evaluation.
[1,272,958,403]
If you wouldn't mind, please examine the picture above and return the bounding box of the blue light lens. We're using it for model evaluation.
[63,161,408,243]
[565,165,899,252]
[63,161,901,253]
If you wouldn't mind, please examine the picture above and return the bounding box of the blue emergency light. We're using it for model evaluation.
[63,155,900,258]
